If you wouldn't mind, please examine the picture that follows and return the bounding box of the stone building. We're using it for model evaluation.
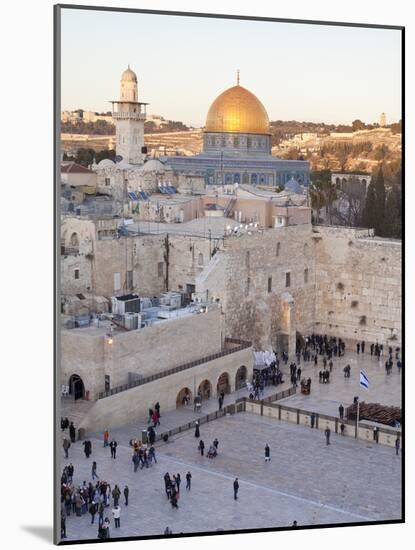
[164,73,310,187]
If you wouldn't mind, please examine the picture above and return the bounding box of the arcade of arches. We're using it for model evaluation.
[175,366,247,409]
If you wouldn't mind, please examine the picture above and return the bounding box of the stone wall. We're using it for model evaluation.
[196,223,316,351]
[60,306,224,398]
[314,226,401,345]
[78,346,253,433]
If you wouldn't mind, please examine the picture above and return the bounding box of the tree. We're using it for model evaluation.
[352,119,366,131]
[361,182,377,230]
[384,185,402,238]
[373,166,386,235]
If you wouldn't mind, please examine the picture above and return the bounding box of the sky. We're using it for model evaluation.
[61,8,402,126]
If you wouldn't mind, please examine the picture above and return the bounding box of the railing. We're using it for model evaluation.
[97,337,252,399]
[245,395,401,448]
[112,111,145,120]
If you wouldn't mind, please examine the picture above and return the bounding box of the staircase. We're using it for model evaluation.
[61,398,95,428]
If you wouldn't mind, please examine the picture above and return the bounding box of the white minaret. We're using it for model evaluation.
[380,112,386,127]
[111,66,148,164]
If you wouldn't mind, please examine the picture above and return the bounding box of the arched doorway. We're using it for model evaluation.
[197,379,212,400]
[68,374,85,400]
[235,366,248,390]
[217,372,230,395]
[176,387,192,408]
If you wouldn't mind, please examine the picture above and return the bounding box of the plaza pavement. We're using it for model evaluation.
[278,349,402,417]
[61,413,401,542]
[60,349,402,542]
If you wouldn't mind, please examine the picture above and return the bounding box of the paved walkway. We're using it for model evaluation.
[278,350,401,417]
[61,412,401,542]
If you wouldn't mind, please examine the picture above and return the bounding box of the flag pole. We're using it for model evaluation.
[355,396,359,439]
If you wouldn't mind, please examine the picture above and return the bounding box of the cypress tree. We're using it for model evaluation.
[362,182,377,230]
[373,166,386,235]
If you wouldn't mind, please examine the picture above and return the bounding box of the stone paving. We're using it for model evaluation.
[61,410,402,542]
[278,350,402,417]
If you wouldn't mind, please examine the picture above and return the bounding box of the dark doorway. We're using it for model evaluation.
[68,374,85,400]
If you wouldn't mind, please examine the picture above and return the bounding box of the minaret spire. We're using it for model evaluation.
[237,69,240,86]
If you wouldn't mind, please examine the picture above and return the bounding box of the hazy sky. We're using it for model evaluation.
[61,8,402,126]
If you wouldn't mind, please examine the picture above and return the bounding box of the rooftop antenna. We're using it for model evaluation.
[237,69,240,86]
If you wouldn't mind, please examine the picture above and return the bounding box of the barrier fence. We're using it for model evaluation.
[244,397,401,448]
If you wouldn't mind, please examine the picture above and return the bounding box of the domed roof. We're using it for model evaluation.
[116,159,132,170]
[205,84,270,135]
[121,65,137,83]
[285,177,303,194]
[141,159,166,172]
[97,158,115,168]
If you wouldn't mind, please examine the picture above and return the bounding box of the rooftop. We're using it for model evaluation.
[61,162,94,174]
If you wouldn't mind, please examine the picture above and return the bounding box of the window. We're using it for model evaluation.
[304,268,309,284]
[285,272,291,287]
[70,232,79,247]
[126,270,133,289]
[268,277,272,293]
[113,272,121,291]
[74,268,80,280]
[276,242,280,256]
[105,177,110,186]
[158,262,164,278]
[198,253,204,266]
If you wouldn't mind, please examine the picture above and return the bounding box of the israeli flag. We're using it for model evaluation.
[359,370,369,390]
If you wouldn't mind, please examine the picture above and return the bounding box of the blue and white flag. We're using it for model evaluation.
[359,370,369,390]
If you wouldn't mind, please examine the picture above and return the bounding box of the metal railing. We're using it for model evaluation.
[97,337,252,399]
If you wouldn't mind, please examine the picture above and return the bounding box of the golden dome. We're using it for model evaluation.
[205,84,270,135]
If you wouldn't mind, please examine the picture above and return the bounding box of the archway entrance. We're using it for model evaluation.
[197,379,212,400]
[68,374,85,400]
[235,366,248,390]
[217,372,230,395]
[176,387,192,408]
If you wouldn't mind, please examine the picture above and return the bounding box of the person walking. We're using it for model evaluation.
[194,421,200,438]
[123,486,129,506]
[177,472,183,491]
[155,401,161,418]
[132,452,139,473]
[395,436,400,456]
[324,427,331,445]
[103,430,109,447]
[264,444,271,462]
[164,473,172,500]
[112,505,121,528]
[198,439,205,456]
[92,461,99,480]
[69,422,76,443]
[213,438,219,450]
[339,404,344,420]
[170,488,179,509]
[356,342,360,354]
[361,341,365,353]
[148,445,157,464]
[186,471,192,491]
[310,412,316,428]
[63,438,71,459]
[110,440,117,459]
[112,485,121,507]
[89,501,97,524]
[340,423,345,436]
[233,478,239,500]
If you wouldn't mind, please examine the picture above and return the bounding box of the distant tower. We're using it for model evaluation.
[110,66,148,164]
[380,112,386,127]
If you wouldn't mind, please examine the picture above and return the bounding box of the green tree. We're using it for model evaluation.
[384,185,402,238]
[362,182,377,230]
[352,119,366,131]
[373,166,386,235]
